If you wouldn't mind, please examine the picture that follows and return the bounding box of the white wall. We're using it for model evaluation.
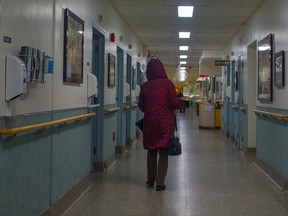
[223,0,288,109]
[0,0,54,115]
[0,0,145,116]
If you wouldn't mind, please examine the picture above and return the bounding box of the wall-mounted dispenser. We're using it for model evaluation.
[20,46,46,83]
[226,86,231,99]
[123,82,130,98]
[5,55,27,101]
[87,73,98,98]
[135,85,140,97]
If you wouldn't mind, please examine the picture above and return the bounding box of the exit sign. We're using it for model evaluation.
[214,60,230,66]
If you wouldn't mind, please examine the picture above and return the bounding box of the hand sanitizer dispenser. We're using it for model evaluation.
[5,55,27,101]
[87,73,98,98]
[135,84,140,97]
[123,82,130,98]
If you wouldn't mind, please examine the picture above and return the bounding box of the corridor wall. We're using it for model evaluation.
[223,0,288,184]
[0,0,144,215]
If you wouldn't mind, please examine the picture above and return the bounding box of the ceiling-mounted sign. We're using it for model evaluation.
[214,60,230,66]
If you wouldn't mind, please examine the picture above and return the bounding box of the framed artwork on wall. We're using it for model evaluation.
[275,50,285,87]
[108,53,116,88]
[63,8,84,84]
[257,33,274,103]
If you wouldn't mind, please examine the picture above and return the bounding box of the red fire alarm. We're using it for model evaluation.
[110,33,115,42]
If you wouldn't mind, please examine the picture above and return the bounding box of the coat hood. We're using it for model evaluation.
[146,59,168,80]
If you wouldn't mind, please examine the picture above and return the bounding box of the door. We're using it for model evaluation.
[237,54,247,150]
[116,47,124,151]
[125,54,132,145]
[91,27,105,171]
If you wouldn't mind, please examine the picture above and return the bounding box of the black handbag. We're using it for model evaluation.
[168,115,182,156]
[135,118,144,131]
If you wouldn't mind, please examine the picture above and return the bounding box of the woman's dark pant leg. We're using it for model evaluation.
[155,148,169,185]
[147,150,157,182]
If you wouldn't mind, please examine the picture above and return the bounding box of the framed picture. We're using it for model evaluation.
[108,53,116,88]
[275,50,285,87]
[257,34,273,103]
[63,8,84,84]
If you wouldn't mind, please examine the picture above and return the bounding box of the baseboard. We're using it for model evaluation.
[241,147,256,162]
[41,175,91,216]
[115,145,126,154]
[93,153,116,172]
[126,136,137,148]
[254,157,288,190]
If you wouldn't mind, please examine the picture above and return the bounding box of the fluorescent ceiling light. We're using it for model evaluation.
[180,61,187,64]
[180,67,186,70]
[178,6,194,17]
[179,32,190,38]
[180,55,187,59]
[179,46,189,51]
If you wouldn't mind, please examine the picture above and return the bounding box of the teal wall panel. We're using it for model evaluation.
[51,109,91,203]
[256,107,288,178]
[239,106,248,150]
[122,110,127,145]
[0,108,93,216]
[0,114,52,216]
[103,111,117,158]
[130,107,137,138]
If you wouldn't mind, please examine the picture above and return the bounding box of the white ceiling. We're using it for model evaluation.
[108,0,265,74]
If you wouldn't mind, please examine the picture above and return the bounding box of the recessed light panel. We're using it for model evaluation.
[180,55,188,59]
[179,32,191,38]
[178,6,194,17]
[179,46,189,51]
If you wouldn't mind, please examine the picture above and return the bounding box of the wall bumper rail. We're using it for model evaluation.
[254,110,288,120]
[0,113,95,136]
[104,107,120,114]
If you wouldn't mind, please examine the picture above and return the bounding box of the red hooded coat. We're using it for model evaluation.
[138,59,184,150]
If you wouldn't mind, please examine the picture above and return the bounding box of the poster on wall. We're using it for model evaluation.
[275,50,285,87]
[257,34,273,103]
[63,8,84,84]
[108,53,116,88]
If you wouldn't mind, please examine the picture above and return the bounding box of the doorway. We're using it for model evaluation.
[126,54,132,145]
[246,41,257,151]
[91,27,105,171]
[116,46,125,153]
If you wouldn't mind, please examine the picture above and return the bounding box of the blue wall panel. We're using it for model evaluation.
[0,108,92,216]
[0,115,52,216]
[256,108,288,178]
[51,109,91,203]
[103,110,117,159]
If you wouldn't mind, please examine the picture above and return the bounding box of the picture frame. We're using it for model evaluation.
[257,34,273,103]
[275,50,285,87]
[63,8,84,84]
[108,53,116,88]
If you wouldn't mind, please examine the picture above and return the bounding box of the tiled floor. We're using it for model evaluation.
[60,107,288,216]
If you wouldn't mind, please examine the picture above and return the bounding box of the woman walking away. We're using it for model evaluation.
[138,57,184,191]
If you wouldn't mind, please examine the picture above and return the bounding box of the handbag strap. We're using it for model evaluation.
[174,114,178,131]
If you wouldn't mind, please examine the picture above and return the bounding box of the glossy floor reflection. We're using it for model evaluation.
[62,107,288,216]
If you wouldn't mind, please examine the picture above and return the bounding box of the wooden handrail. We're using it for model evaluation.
[123,106,130,110]
[104,107,119,114]
[0,113,95,135]
[240,107,247,112]
[254,110,288,119]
